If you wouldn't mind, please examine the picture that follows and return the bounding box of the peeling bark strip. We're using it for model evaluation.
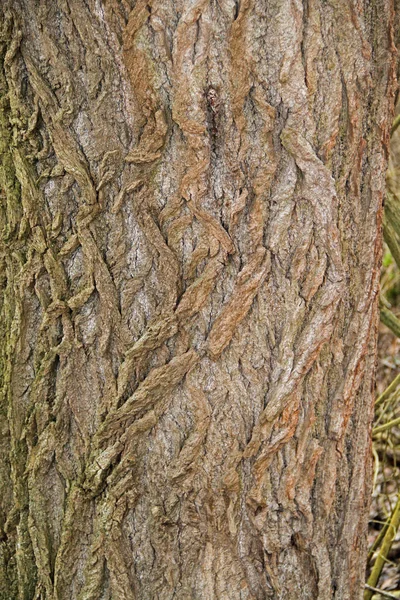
[207,247,271,358]
[0,1,396,599]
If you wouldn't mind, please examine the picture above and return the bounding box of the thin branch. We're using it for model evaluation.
[368,522,390,564]
[373,416,400,435]
[365,584,400,599]
[365,495,400,600]
[376,372,400,408]
[391,113,400,136]
[380,304,400,339]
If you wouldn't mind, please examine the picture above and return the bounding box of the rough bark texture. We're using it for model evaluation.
[0,1,397,599]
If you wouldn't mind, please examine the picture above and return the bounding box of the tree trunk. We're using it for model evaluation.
[0,1,397,599]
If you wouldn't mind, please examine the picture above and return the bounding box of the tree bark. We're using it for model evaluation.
[0,1,397,599]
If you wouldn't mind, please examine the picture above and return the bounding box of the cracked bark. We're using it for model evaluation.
[0,0,397,599]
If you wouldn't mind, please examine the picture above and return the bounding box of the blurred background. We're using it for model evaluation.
[366,107,400,600]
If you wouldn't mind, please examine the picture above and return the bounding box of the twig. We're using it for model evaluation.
[391,113,400,136]
[365,584,400,599]
[365,495,400,600]
[380,304,400,339]
[372,446,380,496]
[368,518,390,565]
[373,416,400,435]
[376,372,400,407]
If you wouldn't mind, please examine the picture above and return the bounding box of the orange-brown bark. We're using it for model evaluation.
[0,1,397,598]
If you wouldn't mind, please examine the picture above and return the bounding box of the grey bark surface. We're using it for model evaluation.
[0,1,397,599]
